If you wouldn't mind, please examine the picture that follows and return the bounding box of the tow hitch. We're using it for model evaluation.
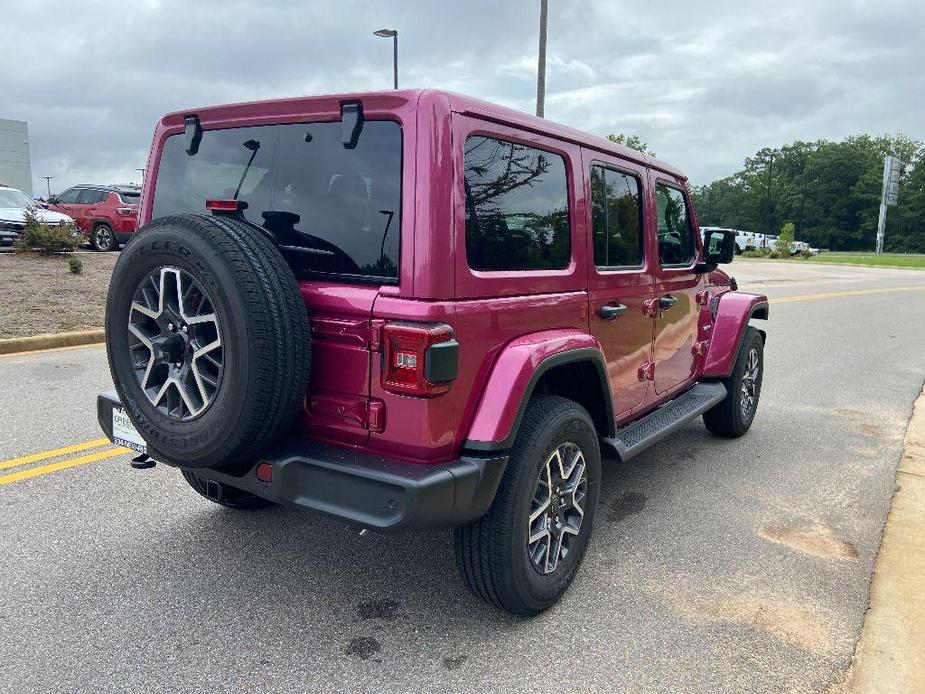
[130,453,156,470]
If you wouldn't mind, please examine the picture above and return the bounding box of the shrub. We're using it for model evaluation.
[799,249,814,259]
[15,210,81,254]
[69,257,83,274]
[777,222,795,257]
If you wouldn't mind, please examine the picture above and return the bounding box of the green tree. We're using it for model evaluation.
[777,222,795,256]
[606,134,655,157]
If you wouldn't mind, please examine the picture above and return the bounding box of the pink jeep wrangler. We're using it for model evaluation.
[98,90,768,615]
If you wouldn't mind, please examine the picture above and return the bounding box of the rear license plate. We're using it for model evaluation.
[112,406,147,454]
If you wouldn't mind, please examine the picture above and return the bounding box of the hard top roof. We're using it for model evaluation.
[162,89,687,181]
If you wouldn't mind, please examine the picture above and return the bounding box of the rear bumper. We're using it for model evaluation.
[97,391,507,533]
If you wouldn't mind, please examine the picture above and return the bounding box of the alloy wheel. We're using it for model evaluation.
[127,266,224,421]
[740,347,760,418]
[527,442,588,575]
[96,226,113,251]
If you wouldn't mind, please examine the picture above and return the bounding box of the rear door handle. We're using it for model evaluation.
[658,294,679,310]
[600,304,628,319]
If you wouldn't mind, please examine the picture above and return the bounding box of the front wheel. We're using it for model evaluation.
[703,325,764,437]
[454,396,601,616]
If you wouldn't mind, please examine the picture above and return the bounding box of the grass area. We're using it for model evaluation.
[0,251,117,339]
[804,252,925,269]
[738,252,925,269]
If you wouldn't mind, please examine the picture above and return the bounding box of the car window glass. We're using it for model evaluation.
[152,120,403,281]
[78,189,105,204]
[56,189,81,204]
[464,135,570,272]
[655,184,695,266]
[590,165,643,268]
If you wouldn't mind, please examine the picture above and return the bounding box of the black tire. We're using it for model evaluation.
[181,470,273,510]
[92,223,117,251]
[454,396,601,616]
[703,325,763,438]
[105,214,311,470]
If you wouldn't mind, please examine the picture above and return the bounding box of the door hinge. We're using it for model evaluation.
[638,361,655,382]
[692,340,710,358]
[642,299,660,318]
[368,319,385,351]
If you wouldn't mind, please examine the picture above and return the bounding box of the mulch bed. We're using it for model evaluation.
[0,251,119,339]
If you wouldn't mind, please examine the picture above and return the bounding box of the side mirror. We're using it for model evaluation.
[696,229,735,272]
[47,195,58,204]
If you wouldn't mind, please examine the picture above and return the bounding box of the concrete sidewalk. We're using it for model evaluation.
[846,384,925,693]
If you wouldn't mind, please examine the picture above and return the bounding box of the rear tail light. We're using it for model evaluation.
[381,322,459,397]
[205,199,247,213]
[117,207,136,216]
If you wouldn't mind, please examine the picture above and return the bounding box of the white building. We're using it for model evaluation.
[0,119,33,196]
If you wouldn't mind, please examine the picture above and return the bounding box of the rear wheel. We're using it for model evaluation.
[703,325,763,438]
[454,396,601,616]
[181,470,273,510]
[105,214,311,470]
[92,223,117,251]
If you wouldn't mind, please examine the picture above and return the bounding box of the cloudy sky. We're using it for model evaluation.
[4,0,923,194]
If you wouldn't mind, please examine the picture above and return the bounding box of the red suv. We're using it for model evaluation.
[97,90,768,615]
[48,184,140,251]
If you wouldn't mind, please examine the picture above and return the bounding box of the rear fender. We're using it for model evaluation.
[703,291,769,378]
[463,330,613,452]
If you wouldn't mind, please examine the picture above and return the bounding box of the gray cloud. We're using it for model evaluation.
[3,0,922,193]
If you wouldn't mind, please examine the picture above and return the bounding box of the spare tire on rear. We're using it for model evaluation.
[105,214,311,470]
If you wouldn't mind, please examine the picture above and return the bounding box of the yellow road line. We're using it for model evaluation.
[772,285,925,305]
[0,447,129,486]
[0,437,112,471]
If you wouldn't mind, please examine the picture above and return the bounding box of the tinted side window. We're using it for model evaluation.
[590,165,643,268]
[464,136,570,271]
[78,189,106,204]
[56,188,81,204]
[655,184,695,266]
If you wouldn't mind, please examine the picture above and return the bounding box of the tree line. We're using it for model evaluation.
[608,133,925,253]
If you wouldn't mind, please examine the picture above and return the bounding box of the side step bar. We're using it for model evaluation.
[602,381,727,462]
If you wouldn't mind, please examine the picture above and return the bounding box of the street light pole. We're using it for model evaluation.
[41,176,53,198]
[374,29,399,90]
[536,0,548,117]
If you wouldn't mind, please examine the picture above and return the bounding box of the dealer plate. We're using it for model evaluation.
[112,406,147,455]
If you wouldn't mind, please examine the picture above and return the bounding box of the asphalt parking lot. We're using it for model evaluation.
[1,260,924,694]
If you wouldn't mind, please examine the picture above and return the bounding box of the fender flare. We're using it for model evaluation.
[463,330,614,453]
[703,291,769,378]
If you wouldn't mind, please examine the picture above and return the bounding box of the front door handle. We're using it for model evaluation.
[658,294,679,310]
[600,304,628,319]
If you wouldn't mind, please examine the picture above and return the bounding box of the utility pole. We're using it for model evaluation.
[41,176,53,198]
[536,0,548,117]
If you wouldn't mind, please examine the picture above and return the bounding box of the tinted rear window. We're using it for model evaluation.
[464,136,570,271]
[152,120,402,281]
[118,192,140,205]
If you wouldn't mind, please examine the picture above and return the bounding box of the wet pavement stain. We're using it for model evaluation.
[608,491,646,523]
[358,599,400,621]
[676,594,833,655]
[443,655,468,670]
[759,523,859,560]
[345,637,382,660]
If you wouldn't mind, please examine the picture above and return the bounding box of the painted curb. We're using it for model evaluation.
[0,329,105,355]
